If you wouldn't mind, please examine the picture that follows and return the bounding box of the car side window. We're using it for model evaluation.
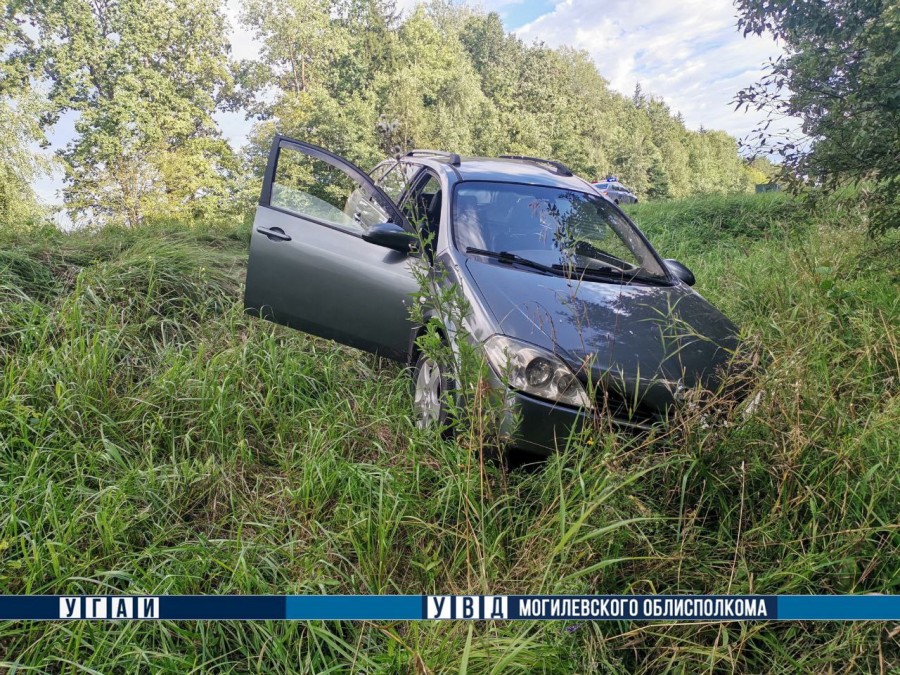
[378,162,416,202]
[404,175,439,221]
[271,146,389,233]
[402,172,442,251]
[369,160,394,182]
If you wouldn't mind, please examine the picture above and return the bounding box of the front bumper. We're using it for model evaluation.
[504,390,656,455]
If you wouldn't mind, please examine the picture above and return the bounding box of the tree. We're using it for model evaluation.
[239,0,401,173]
[744,156,779,187]
[332,0,401,100]
[241,0,349,100]
[632,82,645,108]
[647,156,671,200]
[231,2,759,204]
[645,97,690,197]
[2,0,237,226]
[736,0,900,233]
[684,130,752,195]
[0,90,53,224]
[381,7,492,154]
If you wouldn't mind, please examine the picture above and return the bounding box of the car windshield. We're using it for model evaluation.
[453,181,666,279]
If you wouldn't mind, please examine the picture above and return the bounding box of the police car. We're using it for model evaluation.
[592,176,638,205]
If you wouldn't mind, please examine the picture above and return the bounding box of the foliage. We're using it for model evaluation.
[2,0,239,226]
[646,156,671,200]
[744,155,779,185]
[0,0,776,225]
[0,195,897,670]
[624,190,835,247]
[0,89,53,223]
[238,2,760,201]
[736,0,900,233]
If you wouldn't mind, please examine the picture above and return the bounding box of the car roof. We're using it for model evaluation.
[406,155,595,191]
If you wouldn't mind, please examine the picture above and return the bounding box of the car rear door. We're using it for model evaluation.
[244,136,419,361]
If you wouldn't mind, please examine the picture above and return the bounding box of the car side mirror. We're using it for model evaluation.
[664,259,695,286]
[362,222,417,253]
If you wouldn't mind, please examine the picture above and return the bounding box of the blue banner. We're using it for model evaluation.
[778,596,899,621]
[286,596,421,620]
[0,595,895,621]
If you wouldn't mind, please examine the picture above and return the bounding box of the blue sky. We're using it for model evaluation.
[35,0,789,213]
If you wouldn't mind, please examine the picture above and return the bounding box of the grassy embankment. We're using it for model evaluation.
[0,192,897,672]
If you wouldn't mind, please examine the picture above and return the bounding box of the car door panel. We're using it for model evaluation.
[244,136,419,361]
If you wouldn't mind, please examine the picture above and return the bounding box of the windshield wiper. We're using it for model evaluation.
[572,241,632,268]
[553,263,670,286]
[466,248,667,285]
[553,262,622,276]
[465,247,559,276]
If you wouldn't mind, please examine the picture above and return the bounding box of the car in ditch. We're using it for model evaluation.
[244,138,740,454]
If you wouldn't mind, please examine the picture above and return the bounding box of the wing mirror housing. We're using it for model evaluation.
[363,222,417,253]
[664,259,696,286]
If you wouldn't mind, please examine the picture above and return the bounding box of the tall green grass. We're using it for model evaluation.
[0,195,897,672]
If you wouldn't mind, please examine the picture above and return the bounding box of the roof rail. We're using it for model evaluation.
[498,155,573,177]
[405,149,461,166]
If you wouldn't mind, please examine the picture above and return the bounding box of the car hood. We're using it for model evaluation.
[465,258,740,412]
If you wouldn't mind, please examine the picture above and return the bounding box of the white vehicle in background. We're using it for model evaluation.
[592,177,638,205]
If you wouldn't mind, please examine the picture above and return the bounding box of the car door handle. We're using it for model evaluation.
[257,226,291,242]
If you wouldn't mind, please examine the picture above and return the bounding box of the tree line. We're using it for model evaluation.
[735,0,898,234]
[2,0,773,228]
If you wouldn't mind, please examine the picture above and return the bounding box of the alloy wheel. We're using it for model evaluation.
[414,356,443,428]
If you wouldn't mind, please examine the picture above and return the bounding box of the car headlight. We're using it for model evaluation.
[483,335,592,409]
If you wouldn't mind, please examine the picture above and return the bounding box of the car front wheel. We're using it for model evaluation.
[412,351,454,431]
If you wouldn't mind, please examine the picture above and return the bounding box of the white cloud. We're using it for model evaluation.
[224,0,261,62]
[396,0,522,10]
[514,0,788,141]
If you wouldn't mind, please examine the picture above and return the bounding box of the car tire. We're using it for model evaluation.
[412,350,455,435]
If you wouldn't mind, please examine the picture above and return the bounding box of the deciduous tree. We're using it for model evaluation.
[736,0,900,232]
[3,0,237,226]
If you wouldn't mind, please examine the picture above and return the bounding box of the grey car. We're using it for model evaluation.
[592,178,638,205]
[244,138,738,453]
